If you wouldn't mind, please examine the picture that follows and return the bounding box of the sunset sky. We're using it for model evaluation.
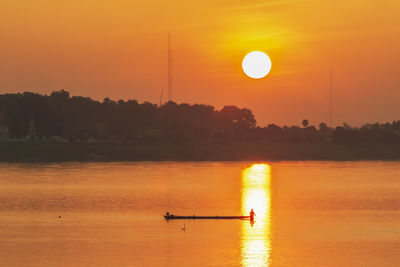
[1,0,399,126]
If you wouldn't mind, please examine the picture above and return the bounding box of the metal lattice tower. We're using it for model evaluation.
[330,67,333,126]
[168,33,173,102]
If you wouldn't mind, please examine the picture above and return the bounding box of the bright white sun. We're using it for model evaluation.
[242,51,272,79]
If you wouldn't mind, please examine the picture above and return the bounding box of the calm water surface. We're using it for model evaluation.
[0,161,399,266]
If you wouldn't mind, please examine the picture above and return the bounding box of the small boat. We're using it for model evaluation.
[164,212,251,220]
[88,153,106,160]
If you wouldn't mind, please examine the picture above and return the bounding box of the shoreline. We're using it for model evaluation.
[1,141,400,162]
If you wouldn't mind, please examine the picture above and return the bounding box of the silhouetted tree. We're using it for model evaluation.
[1,90,400,145]
[318,122,327,130]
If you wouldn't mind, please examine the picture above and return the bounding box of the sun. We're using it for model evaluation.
[242,51,272,79]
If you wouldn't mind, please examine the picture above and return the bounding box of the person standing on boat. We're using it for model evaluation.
[250,209,256,221]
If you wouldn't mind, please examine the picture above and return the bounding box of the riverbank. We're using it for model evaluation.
[1,141,400,162]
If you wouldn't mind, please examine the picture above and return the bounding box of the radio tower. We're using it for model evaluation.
[168,33,173,102]
[330,67,333,126]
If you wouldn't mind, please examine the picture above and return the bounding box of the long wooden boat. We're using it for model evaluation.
[164,214,251,220]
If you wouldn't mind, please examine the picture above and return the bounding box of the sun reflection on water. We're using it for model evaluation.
[241,163,272,266]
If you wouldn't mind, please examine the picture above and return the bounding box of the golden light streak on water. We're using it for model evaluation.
[241,163,272,266]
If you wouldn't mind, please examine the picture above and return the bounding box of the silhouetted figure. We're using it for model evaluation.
[250,209,256,222]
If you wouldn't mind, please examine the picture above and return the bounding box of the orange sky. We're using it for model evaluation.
[1,0,399,126]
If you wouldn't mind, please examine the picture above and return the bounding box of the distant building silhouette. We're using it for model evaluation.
[28,114,37,139]
[0,111,9,142]
[0,126,9,141]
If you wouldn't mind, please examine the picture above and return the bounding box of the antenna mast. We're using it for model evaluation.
[168,33,173,102]
[330,67,333,126]
[159,87,164,107]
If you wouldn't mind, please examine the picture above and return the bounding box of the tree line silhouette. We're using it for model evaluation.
[1,90,400,145]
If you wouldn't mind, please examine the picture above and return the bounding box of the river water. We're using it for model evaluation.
[0,161,399,266]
